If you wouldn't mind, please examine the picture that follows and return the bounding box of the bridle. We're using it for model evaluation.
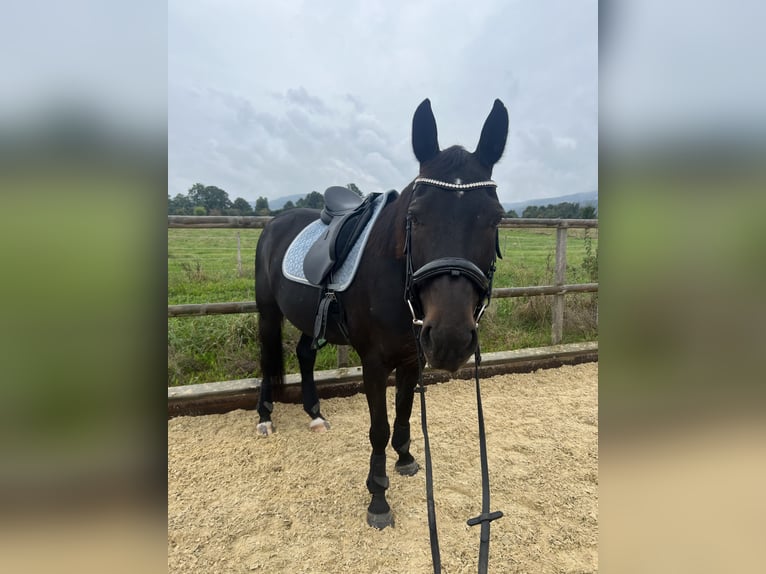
[404,177,500,328]
[403,177,504,574]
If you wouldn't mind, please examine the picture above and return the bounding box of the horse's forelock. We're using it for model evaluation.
[419,145,469,175]
[418,145,493,186]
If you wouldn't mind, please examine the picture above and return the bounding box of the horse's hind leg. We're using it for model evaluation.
[256,303,284,436]
[392,362,420,476]
[296,333,330,432]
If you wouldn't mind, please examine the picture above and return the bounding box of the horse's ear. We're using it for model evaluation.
[475,99,509,168]
[412,98,440,164]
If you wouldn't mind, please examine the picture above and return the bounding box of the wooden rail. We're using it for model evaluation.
[167,283,598,317]
[168,342,598,417]
[169,215,272,228]
[169,215,598,229]
[168,215,598,366]
[168,301,259,317]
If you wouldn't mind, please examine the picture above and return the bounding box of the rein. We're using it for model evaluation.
[404,177,503,574]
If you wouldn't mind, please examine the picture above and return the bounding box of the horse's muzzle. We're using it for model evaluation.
[419,321,478,372]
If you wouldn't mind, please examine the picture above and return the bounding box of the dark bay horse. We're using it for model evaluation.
[255,98,508,528]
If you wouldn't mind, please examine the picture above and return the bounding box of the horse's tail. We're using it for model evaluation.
[255,230,285,387]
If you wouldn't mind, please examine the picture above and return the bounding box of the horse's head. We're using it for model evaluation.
[405,99,508,372]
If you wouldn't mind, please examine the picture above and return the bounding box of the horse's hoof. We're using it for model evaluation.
[256,421,274,437]
[309,417,330,433]
[395,459,419,476]
[367,510,394,529]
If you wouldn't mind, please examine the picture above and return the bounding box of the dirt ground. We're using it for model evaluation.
[168,362,598,574]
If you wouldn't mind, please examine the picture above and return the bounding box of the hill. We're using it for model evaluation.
[253,194,307,211]
[267,190,598,214]
[502,190,598,215]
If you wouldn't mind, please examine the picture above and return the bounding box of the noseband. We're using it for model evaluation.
[404,177,500,326]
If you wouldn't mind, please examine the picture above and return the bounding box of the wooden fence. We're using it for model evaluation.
[168,216,598,346]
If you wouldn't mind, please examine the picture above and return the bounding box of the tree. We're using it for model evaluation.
[307,191,324,209]
[521,201,597,219]
[193,205,206,216]
[169,193,193,215]
[522,205,541,218]
[505,209,519,218]
[232,197,254,215]
[558,202,580,219]
[282,200,296,211]
[254,196,270,216]
[296,191,324,210]
[187,183,232,214]
[347,183,363,197]
[188,183,205,201]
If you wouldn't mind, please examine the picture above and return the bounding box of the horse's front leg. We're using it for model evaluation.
[392,360,420,476]
[363,362,394,529]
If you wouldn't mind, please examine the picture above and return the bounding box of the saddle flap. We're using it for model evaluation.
[303,218,342,285]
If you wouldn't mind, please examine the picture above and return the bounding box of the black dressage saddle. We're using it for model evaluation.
[303,186,379,286]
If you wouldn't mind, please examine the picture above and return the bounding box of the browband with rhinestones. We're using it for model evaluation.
[413,177,497,190]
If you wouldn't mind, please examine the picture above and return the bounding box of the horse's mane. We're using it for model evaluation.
[423,145,472,174]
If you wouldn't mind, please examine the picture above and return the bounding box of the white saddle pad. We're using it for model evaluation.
[281,190,395,291]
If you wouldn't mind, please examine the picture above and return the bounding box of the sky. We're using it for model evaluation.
[601,0,766,152]
[169,0,598,206]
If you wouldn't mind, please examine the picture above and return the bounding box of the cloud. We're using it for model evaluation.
[169,84,414,199]
[169,1,598,204]
[283,87,330,116]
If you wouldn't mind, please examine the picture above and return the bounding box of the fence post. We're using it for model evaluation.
[551,223,568,344]
[337,345,350,368]
[236,232,243,277]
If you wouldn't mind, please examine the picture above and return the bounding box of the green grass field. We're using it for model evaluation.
[168,227,598,386]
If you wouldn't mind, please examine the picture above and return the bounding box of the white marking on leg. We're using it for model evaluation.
[256,421,274,437]
[309,417,331,432]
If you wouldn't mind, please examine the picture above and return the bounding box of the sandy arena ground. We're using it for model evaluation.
[168,362,598,573]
